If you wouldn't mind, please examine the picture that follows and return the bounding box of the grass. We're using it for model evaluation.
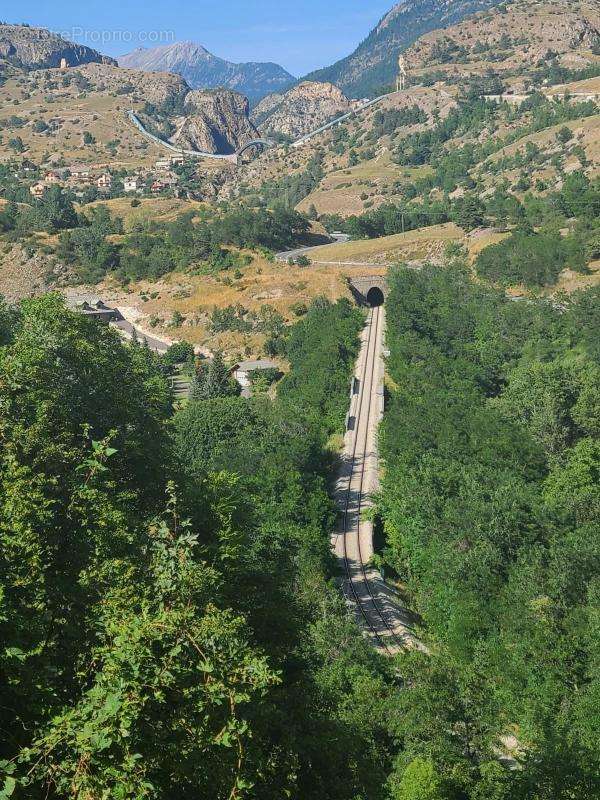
[306,223,464,264]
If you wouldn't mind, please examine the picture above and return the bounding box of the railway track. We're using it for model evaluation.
[335,306,418,655]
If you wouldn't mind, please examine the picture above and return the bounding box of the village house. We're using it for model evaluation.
[123,176,140,193]
[155,159,171,171]
[44,170,61,184]
[70,163,91,179]
[30,182,46,198]
[232,359,279,393]
[96,173,112,190]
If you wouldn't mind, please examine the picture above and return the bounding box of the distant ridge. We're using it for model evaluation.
[0,22,115,71]
[119,41,295,104]
[303,0,505,97]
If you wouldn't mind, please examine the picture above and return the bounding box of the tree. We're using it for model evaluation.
[390,758,448,800]
[190,351,240,400]
[454,193,486,231]
[8,135,24,153]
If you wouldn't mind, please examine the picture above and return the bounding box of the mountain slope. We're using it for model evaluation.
[303,0,506,97]
[0,23,115,70]
[119,42,294,104]
[252,81,357,139]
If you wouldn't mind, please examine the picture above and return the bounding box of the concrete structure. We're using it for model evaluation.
[348,275,388,306]
[29,182,46,198]
[396,54,407,92]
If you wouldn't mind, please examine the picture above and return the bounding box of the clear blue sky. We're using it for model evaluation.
[8,0,394,76]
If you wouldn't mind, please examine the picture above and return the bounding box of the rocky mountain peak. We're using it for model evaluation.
[0,23,115,71]
[119,40,294,103]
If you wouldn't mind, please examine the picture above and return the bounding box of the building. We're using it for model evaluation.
[123,176,139,193]
[232,359,279,390]
[44,170,61,184]
[30,182,46,198]
[155,159,171,171]
[70,164,91,179]
[96,173,112,190]
[66,297,120,324]
[150,180,166,194]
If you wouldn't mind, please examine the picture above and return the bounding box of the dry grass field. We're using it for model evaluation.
[306,223,464,265]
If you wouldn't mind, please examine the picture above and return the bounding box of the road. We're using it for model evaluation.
[276,233,350,263]
[333,306,420,654]
[111,318,172,354]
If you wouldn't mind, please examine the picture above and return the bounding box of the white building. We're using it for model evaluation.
[123,177,139,192]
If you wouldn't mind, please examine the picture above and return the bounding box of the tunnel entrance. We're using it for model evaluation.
[366,286,385,307]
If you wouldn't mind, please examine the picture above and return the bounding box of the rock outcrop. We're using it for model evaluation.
[0,24,115,71]
[252,81,355,139]
[171,90,260,154]
[119,41,294,104]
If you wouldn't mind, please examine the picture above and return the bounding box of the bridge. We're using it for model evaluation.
[348,275,388,307]
[126,89,402,164]
[127,111,275,164]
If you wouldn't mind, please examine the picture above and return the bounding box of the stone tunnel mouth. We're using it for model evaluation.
[366,286,385,307]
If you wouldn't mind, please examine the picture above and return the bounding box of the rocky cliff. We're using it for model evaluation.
[171,90,260,154]
[119,41,294,104]
[303,0,505,96]
[0,24,115,71]
[252,81,355,139]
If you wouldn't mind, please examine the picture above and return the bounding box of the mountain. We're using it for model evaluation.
[303,0,506,97]
[404,0,600,79]
[173,89,260,154]
[119,41,295,104]
[0,23,115,71]
[252,81,357,139]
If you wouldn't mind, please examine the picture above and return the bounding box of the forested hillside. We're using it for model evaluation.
[379,261,600,798]
[0,293,412,799]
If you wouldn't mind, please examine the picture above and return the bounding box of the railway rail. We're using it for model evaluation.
[334,305,419,655]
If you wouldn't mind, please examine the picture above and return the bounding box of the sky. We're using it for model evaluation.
[7,0,394,76]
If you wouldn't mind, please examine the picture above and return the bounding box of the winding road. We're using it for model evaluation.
[333,305,420,654]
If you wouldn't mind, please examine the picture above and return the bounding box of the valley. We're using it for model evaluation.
[1,2,600,798]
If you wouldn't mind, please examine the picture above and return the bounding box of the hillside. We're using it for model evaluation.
[119,41,294,104]
[0,60,261,166]
[252,81,357,139]
[304,0,505,96]
[404,0,600,83]
[0,23,115,71]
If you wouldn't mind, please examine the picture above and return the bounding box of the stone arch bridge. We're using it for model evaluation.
[348,275,388,306]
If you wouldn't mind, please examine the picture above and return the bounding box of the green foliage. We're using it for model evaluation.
[475,230,586,286]
[0,289,399,798]
[190,351,240,400]
[380,263,600,799]
[278,297,363,435]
